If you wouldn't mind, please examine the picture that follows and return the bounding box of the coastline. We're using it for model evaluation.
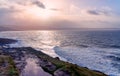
[0,38,108,76]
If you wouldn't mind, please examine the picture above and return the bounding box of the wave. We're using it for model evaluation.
[100,45,120,49]
[106,55,120,62]
[54,46,120,76]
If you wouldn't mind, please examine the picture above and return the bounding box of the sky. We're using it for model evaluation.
[0,0,120,29]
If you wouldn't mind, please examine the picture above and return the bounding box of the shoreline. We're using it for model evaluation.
[0,38,108,76]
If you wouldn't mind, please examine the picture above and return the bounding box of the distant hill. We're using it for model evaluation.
[0,26,15,31]
[0,25,119,31]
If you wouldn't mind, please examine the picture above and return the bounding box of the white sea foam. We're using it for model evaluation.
[54,46,120,76]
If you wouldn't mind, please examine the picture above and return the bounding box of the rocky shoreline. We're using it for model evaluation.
[0,38,17,45]
[0,38,108,76]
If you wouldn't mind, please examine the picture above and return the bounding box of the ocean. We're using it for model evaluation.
[0,30,120,76]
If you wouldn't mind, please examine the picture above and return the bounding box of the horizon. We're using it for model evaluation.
[1,24,120,31]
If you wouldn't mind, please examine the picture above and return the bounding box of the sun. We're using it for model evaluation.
[26,6,54,20]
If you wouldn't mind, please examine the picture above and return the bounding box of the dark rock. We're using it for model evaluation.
[45,62,56,71]
[0,38,17,45]
[55,57,60,60]
[54,69,71,76]
[39,59,56,71]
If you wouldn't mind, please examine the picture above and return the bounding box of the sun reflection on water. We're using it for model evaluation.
[37,31,60,46]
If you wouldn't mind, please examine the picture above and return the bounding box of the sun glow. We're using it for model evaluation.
[26,6,55,20]
[16,0,68,21]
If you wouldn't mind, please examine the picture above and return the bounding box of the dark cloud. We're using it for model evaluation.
[9,0,46,9]
[87,9,111,16]
[87,10,100,15]
[32,1,46,9]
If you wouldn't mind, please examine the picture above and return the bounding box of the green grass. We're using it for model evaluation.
[0,55,19,76]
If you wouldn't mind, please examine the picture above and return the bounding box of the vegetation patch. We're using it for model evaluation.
[0,55,19,76]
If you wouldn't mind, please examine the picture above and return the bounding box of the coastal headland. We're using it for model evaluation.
[0,38,108,76]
